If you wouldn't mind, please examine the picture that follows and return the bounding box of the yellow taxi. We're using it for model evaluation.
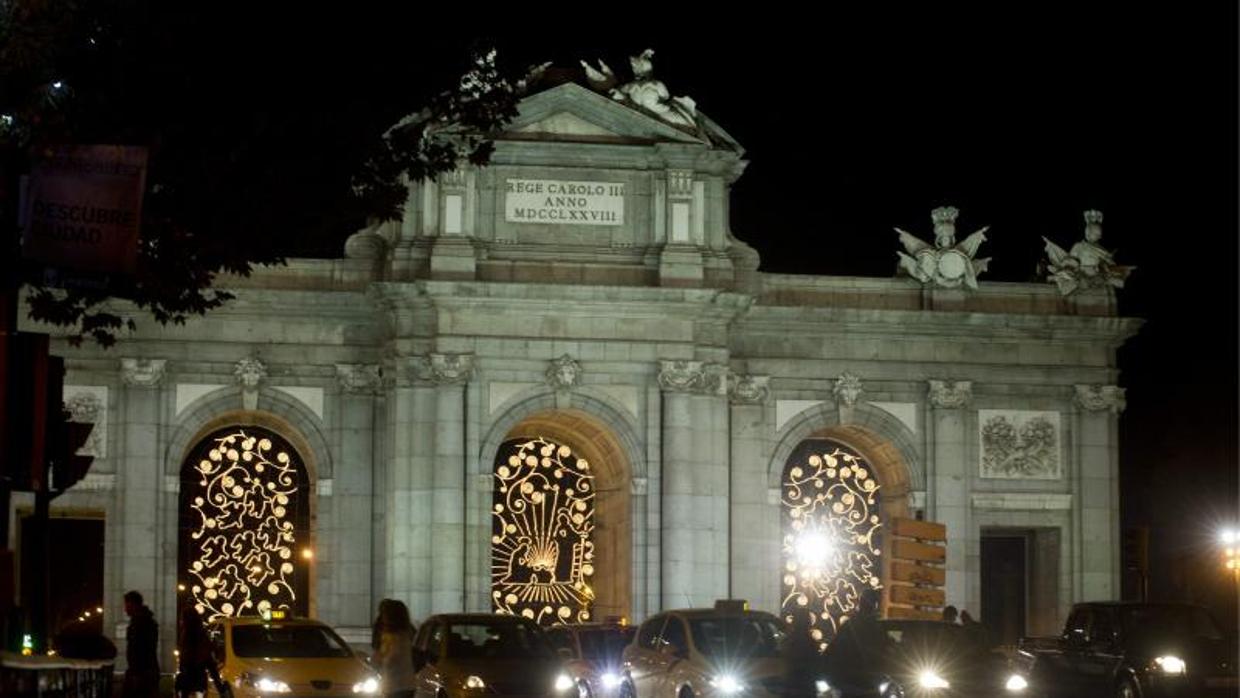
[620,601,828,698]
[206,612,381,698]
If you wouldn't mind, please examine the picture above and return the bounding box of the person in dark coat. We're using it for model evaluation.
[122,591,160,698]
[823,588,887,685]
[780,608,822,697]
[176,605,215,698]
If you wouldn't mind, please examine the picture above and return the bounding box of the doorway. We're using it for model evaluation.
[981,534,1027,644]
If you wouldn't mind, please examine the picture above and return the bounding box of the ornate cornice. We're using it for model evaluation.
[414,353,475,385]
[1074,384,1126,414]
[729,374,771,405]
[927,379,973,409]
[335,364,382,394]
[545,354,582,391]
[120,358,166,388]
[832,372,863,407]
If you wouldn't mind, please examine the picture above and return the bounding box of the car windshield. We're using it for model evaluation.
[442,621,555,660]
[577,628,635,660]
[1121,606,1223,641]
[688,616,785,660]
[231,625,353,658]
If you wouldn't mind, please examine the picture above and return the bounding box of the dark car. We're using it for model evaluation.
[546,622,636,696]
[821,620,1029,697]
[410,613,576,698]
[1020,602,1239,698]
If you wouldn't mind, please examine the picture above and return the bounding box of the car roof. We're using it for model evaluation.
[425,613,539,624]
[657,609,780,620]
[1076,601,1211,610]
[212,616,327,627]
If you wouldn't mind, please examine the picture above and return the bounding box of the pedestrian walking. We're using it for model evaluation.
[175,606,216,698]
[371,599,417,698]
[780,608,821,697]
[122,591,160,698]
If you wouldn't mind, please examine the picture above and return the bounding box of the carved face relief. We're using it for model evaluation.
[545,355,582,390]
[234,357,267,390]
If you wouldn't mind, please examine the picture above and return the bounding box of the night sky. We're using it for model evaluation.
[109,7,1239,619]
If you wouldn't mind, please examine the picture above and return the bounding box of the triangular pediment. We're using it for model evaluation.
[502,82,709,146]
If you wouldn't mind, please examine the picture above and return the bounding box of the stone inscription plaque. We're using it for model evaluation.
[505,178,624,226]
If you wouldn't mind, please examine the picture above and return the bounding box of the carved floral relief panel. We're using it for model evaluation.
[978,409,1062,480]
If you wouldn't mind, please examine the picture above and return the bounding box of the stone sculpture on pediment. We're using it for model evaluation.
[896,206,992,290]
[580,49,698,130]
[1042,210,1134,296]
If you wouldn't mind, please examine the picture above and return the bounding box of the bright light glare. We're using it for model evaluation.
[1005,674,1028,692]
[464,675,486,690]
[255,678,291,693]
[51,81,64,90]
[1155,655,1187,675]
[1222,530,1238,545]
[601,673,620,689]
[794,531,834,568]
[918,671,950,689]
[553,674,574,692]
[352,678,380,694]
[711,675,744,694]
[815,679,830,694]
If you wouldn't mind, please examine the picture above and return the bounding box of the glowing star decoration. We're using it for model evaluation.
[184,429,302,621]
[781,443,883,649]
[491,437,596,625]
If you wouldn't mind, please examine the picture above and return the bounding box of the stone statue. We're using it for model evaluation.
[1042,210,1134,295]
[583,49,697,129]
[896,206,991,290]
[545,354,582,390]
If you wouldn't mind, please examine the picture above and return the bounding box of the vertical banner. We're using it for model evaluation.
[21,145,148,274]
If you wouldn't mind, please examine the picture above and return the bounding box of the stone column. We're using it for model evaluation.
[658,360,727,608]
[926,379,973,609]
[380,359,435,618]
[419,353,473,613]
[726,374,774,610]
[332,365,382,626]
[1073,385,1125,600]
[117,358,166,666]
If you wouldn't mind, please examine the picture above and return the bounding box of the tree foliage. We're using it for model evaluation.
[1,1,519,345]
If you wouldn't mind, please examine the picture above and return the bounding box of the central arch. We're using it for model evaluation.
[490,407,632,623]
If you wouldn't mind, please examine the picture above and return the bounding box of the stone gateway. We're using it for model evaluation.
[24,55,1139,667]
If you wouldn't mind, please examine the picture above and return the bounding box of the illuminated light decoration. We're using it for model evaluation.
[491,437,596,625]
[781,441,882,649]
[179,427,309,621]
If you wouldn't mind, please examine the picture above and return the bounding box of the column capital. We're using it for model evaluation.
[657,360,727,395]
[728,373,771,405]
[414,353,475,386]
[1074,384,1126,414]
[927,379,973,409]
[335,363,383,394]
[120,358,166,388]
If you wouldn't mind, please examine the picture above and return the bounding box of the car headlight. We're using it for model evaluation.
[255,678,291,694]
[352,677,381,694]
[710,674,745,694]
[815,678,832,696]
[554,674,575,692]
[1154,655,1187,675]
[918,670,950,689]
[601,672,621,689]
[1005,673,1028,692]
[464,675,487,690]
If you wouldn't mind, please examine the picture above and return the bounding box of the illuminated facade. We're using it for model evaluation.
[20,71,1139,667]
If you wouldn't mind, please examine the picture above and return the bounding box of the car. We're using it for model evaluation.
[410,613,577,697]
[205,613,381,698]
[620,600,824,697]
[546,621,637,697]
[820,619,1030,697]
[1018,601,1239,698]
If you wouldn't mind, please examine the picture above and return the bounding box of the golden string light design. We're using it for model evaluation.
[491,437,595,625]
[183,429,302,621]
[781,442,882,648]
